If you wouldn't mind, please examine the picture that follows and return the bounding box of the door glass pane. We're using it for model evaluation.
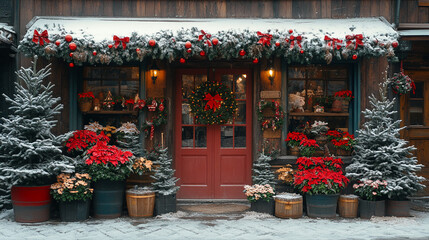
[121,80,139,98]
[221,74,234,90]
[235,74,247,99]
[182,126,193,147]
[182,75,194,100]
[288,67,305,78]
[195,127,207,148]
[182,103,193,124]
[410,100,424,125]
[221,126,234,148]
[234,126,246,148]
[235,101,246,124]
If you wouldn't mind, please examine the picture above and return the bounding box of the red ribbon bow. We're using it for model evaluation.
[204,93,223,112]
[324,35,343,50]
[287,35,303,49]
[198,30,212,46]
[257,31,273,46]
[345,34,364,50]
[113,35,130,49]
[32,30,50,46]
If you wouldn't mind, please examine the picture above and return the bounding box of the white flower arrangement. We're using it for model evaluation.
[84,121,103,132]
[243,184,275,202]
[116,122,140,135]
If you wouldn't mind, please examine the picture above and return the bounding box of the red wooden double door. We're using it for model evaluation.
[175,68,252,199]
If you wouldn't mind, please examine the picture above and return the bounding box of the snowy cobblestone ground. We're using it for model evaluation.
[0,209,429,240]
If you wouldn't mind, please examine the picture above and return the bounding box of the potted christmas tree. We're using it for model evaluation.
[151,147,180,215]
[346,79,425,217]
[0,59,74,222]
[245,152,276,215]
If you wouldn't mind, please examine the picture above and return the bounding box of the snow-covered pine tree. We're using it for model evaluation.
[0,58,74,209]
[346,79,425,200]
[151,147,179,195]
[253,152,276,187]
[116,133,144,157]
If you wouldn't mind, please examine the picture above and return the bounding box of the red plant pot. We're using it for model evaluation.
[11,185,51,223]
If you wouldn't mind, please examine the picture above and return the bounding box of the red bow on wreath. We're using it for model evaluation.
[113,35,130,49]
[324,35,343,50]
[204,93,223,112]
[32,30,50,46]
[345,34,364,50]
[198,30,212,46]
[257,31,273,46]
[287,35,303,49]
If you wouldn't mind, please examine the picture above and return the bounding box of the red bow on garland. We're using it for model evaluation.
[204,93,223,112]
[257,31,273,46]
[32,30,50,46]
[113,35,130,49]
[287,35,303,49]
[345,34,364,50]
[324,35,343,50]
[198,30,212,46]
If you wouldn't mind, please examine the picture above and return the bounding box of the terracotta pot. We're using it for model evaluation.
[79,101,92,112]
[331,99,343,112]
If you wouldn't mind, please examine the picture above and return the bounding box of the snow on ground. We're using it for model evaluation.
[0,209,429,240]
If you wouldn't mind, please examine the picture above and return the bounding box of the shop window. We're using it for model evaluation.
[287,66,350,133]
[81,66,140,126]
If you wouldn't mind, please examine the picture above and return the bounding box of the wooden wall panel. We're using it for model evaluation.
[400,0,429,23]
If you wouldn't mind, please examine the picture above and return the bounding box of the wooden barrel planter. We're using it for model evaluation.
[359,199,385,219]
[306,194,339,218]
[289,146,300,156]
[338,195,358,218]
[386,199,410,217]
[250,199,275,215]
[11,185,51,223]
[274,193,303,219]
[79,101,92,112]
[92,180,125,218]
[59,199,91,222]
[126,188,155,218]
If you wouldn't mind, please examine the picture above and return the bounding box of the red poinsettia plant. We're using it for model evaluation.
[294,156,349,195]
[124,99,135,106]
[334,90,354,102]
[78,92,95,102]
[285,132,308,147]
[65,130,110,154]
[326,130,342,141]
[84,141,133,182]
[299,139,319,157]
[332,132,355,151]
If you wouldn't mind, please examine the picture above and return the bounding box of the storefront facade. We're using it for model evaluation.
[14,0,429,198]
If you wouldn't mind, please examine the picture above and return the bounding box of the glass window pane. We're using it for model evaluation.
[327,69,348,79]
[288,67,305,79]
[234,126,246,148]
[411,82,423,99]
[307,67,323,78]
[288,80,305,112]
[182,126,193,147]
[195,74,207,88]
[182,103,193,124]
[410,100,424,125]
[102,80,119,96]
[327,81,347,96]
[235,101,246,124]
[221,126,233,148]
[195,127,207,148]
[121,80,139,98]
[235,74,246,99]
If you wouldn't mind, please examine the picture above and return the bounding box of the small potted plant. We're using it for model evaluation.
[244,184,276,215]
[353,179,388,219]
[332,132,355,156]
[78,91,95,112]
[275,164,295,193]
[84,141,133,218]
[294,156,349,218]
[299,139,320,157]
[333,90,354,112]
[124,98,136,111]
[50,173,93,222]
[285,132,307,156]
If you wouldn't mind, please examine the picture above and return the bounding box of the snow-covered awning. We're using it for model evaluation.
[19,17,399,66]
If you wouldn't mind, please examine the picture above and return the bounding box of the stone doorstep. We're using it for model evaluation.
[177,200,250,215]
